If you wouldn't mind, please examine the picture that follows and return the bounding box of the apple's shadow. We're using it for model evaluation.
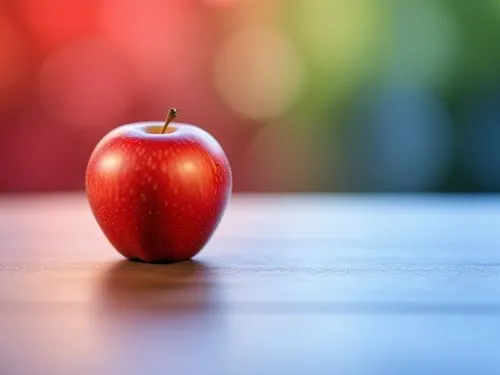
[94,260,227,370]
[96,259,219,322]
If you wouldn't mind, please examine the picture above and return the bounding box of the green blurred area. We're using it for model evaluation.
[279,0,500,192]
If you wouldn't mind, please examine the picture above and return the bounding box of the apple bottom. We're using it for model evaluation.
[99,215,221,263]
[114,235,216,263]
[89,185,229,263]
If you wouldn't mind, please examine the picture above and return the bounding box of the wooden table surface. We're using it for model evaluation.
[1,194,500,375]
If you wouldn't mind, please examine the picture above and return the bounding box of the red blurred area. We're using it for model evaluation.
[0,0,257,192]
[15,0,100,55]
[39,38,136,129]
[0,11,29,108]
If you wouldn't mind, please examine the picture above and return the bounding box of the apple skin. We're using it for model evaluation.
[85,121,232,263]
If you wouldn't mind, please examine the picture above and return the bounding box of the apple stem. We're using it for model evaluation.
[161,108,178,134]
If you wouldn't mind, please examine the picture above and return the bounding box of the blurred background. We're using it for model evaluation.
[0,0,499,193]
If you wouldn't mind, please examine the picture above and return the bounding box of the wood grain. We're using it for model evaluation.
[1,194,500,375]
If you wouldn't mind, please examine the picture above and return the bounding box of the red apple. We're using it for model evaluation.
[85,108,232,262]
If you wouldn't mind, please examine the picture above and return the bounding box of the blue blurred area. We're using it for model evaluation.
[344,87,452,191]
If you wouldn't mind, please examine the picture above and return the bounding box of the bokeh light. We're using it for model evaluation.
[214,25,304,121]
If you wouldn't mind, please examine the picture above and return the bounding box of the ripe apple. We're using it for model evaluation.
[85,108,232,263]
